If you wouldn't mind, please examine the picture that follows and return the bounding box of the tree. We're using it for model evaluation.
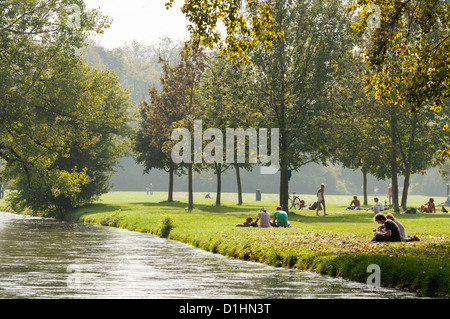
[134,58,186,203]
[134,116,180,203]
[3,62,131,217]
[328,49,379,206]
[330,29,448,211]
[136,49,206,209]
[0,1,132,216]
[247,0,353,211]
[347,0,450,158]
[198,54,257,205]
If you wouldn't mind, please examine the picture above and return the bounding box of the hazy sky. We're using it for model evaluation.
[83,0,190,49]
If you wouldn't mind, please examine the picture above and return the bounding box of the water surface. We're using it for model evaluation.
[0,212,422,299]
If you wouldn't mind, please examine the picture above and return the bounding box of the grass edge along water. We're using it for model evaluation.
[59,192,448,297]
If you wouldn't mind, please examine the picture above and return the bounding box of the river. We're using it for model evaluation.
[0,212,422,299]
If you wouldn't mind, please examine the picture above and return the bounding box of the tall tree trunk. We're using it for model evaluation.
[188,163,193,210]
[362,168,368,205]
[391,164,399,213]
[279,110,289,212]
[215,164,221,206]
[278,51,289,212]
[235,163,243,205]
[168,166,174,202]
[280,162,289,212]
[279,122,289,211]
[401,165,411,210]
[390,105,400,213]
[401,113,417,209]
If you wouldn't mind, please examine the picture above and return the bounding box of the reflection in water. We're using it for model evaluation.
[0,212,421,299]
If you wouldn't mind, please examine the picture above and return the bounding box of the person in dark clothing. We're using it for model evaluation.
[371,213,401,242]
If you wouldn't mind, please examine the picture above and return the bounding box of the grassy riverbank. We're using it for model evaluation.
[61,192,448,297]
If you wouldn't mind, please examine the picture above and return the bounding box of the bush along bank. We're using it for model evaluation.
[66,208,449,298]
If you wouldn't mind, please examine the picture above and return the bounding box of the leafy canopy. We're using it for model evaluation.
[347,0,450,158]
[165,0,284,63]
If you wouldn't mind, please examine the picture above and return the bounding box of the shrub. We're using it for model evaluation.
[99,210,123,227]
[156,215,174,238]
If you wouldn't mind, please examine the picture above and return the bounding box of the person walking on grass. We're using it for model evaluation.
[316,184,327,216]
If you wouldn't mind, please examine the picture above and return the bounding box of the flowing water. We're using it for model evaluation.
[0,212,422,299]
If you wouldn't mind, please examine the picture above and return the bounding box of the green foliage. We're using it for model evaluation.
[347,0,450,158]
[99,210,123,227]
[244,0,354,210]
[165,0,284,63]
[0,2,131,216]
[156,214,175,238]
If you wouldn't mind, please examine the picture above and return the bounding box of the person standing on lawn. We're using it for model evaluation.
[316,184,327,216]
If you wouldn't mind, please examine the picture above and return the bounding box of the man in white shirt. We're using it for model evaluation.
[366,197,384,213]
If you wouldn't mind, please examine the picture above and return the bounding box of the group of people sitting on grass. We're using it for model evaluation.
[346,196,442,214]
[236,206,290,228]
[236,207,420,242]
[346,196,386,212]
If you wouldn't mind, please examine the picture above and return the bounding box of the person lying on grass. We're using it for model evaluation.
[236,217,258,227]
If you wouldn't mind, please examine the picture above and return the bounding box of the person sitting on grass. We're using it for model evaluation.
[299,200,309,209]
[346,195,362,210]
[371,213,401,242]
[272,206,290,228]
[255,207,271,228]
[421,198,436,213]
[385,213,420,242]
[366,197,384,214]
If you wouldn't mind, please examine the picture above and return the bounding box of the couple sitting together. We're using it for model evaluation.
[236,207,290,228]
[371,212,419,242]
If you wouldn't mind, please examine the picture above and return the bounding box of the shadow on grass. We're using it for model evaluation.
[287,212,373,224]
[134,201,261,214]
[70,201,260,219]
[71,201,450,225]
[67,203,124,221]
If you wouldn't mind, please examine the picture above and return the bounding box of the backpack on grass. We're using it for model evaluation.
[404,208,417,214]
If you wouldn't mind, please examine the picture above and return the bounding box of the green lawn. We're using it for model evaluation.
[64,191,449,297]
